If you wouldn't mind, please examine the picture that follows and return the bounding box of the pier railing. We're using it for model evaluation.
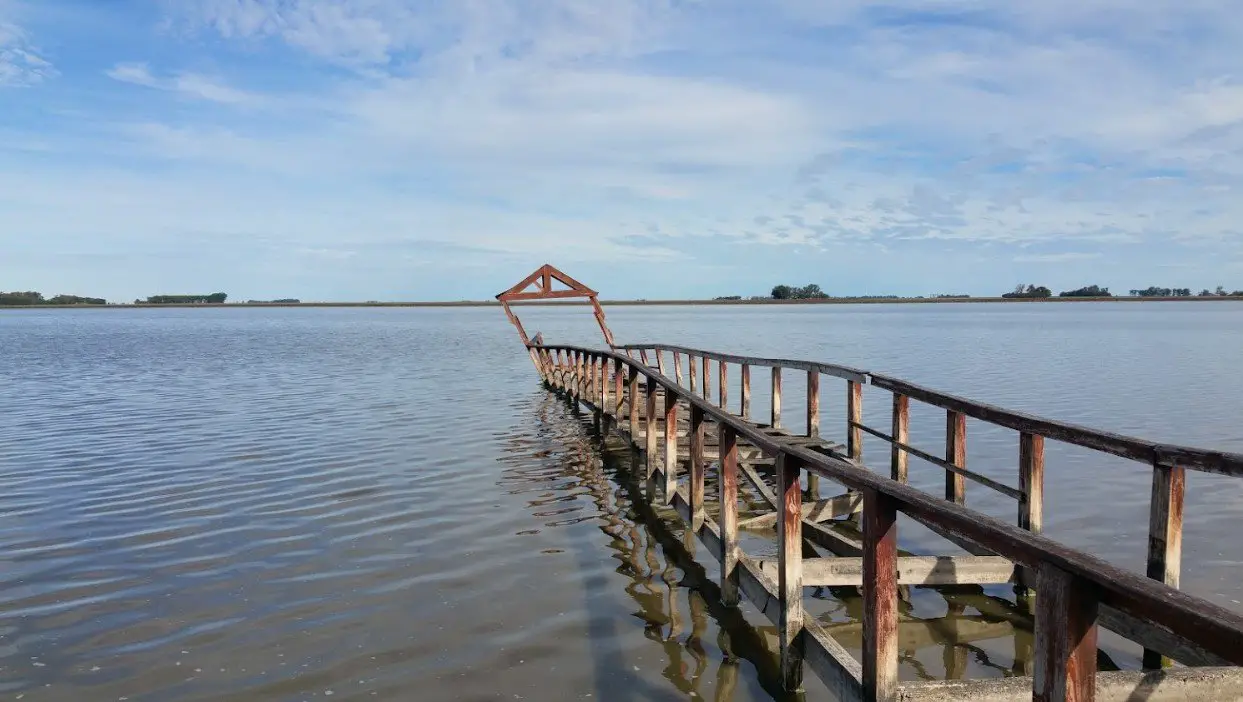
[532,342,1243,702]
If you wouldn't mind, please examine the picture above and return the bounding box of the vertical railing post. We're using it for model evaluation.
[1033,563,1099,702]
[689,355,699,395]
[862,487,898,702]
[557,351,566,390]
[674,352,683,385]
[771,367,782,429]
[777,454,805,691]
[741,364,751,420]
[646,377,659,480]
[689,406,705,532]
[1143,462,1184,669]
[640,348,650,366]
[847,380,863,461]
[598,356,607,412]
[719,360,728,408]
[614,359,624,418]
[891,394,909,483]
[946,410,966,505]
[664,386,678,503]
[1018,433,1045,598]
[702,357,711,400]
[807,371,820,438]
[656,349,666,376]
[628,367,640,436]
[719,424,739,605]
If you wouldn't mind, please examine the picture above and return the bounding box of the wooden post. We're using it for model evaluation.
[557,351,566,390]
[1143,463,1185,669]
[674,352,683,385]
[628,367,640,436]
[847,380,862,460]
[689,406,705,531]
[689,355,699,394]
[807,371,820,438]
[640,348,650,366]
[1033,562,1099,702]
[598,357,607,412]
[656,349,666,376]
[771,367,782,429]
[863,487,899,702]
[741,364,751,419]
[719,360,728,409]
[614,359,624,418]
[1018,433,1045,597]
[702,357,711,400]
[777,454,805,691]
[946,410,966,505]
[664,389,678,504]
[646,378,658,480]
[891,394,909,483]
[719,424,739,605]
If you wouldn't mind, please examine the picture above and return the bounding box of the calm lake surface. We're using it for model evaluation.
[2,303,1242,701]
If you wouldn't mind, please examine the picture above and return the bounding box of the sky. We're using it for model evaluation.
[3,0,1243,302]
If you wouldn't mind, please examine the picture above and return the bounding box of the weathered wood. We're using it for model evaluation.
[891,394,909,483]
[719,360,728,409]
[689,354,698,394]
[639,348,649,366]
[673,351,683,384]
[1018,432,1045,593]
[656,349,666,376]
[777,454,805,691]
[702,356,712,400]
[741,363,751,419]
[719,424,740,605]
[863,487,899,702]
[615,342,868,382]
[807,370,821,438]
[689,406,706,531]
[628,367,639,433]
[946,410,966,505]
[614,359,624,418]
[854,423,1022,499]
[901,668,1243,702]
[847,380,862,460]
[759,555,1016,587]
[739,492,862,528]
[1034,562,1098,702]
[664,390,679,504]
[772,367,782,429]
[1143,463,1185,669]
[645,379,658,479]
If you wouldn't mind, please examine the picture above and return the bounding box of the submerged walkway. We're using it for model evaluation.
[528,341,1243,702]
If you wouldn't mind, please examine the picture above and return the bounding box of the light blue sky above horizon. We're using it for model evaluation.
[3,0,1243,301]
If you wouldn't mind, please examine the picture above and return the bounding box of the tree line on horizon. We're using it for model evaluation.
[0,291,234,306]
[1002,283,1243,299]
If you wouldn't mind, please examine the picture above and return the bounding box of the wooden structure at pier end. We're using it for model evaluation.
[500,265,1243,702]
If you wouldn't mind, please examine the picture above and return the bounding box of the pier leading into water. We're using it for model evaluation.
[498,266,1243,702]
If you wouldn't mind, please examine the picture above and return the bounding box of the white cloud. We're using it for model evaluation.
[106,61,261,105]
[0,5,52,87]
[1014,252,1103,263]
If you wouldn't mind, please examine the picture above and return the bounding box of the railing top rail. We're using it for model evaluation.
[534,342,1243,664]
[605,342,1243,478]
[612,342,867,383]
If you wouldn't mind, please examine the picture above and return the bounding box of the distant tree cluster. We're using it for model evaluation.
[1059,285,1111,298]
[0,291,107,306]
[1130,287,1192,297]
[1001,284,1052,299]
[140,293,228,304]
[713,295,742,301]
[771,284,829,300]
[1197,286,1243,297]
[934,294,971,299]
[246,298,301,304]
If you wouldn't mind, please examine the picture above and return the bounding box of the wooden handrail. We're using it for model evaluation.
[534,343,1243,671]
[614,342,867,382]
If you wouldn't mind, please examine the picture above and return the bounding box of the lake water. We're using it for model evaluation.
[2,303,1242,701]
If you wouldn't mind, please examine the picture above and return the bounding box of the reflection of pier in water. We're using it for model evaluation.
[503,395,1087,699]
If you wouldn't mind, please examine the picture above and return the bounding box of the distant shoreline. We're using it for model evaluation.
[4,295,1243,310]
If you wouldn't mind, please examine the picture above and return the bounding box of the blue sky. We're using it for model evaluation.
[3,0,1243,301]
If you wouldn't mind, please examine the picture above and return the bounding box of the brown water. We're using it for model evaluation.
[2,303,1241,700]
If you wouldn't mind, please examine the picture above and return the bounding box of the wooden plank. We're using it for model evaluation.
[741,363,751,419]
[808,371,820,438]
[847,380,862,460]
[1034,562,1098,702]
[855,423,1023,499]
[719,423,740,605]
[892,394,909,483]
[900,668,1243,702]
[1143,463,1184,669]
[804,618,865,702]
[739,492,863,528]
[719,359,728,409]
[656,349,666,376]
[689,354,698,394]
[772,367,782,429]
[627,366,639,433]
[863,487,899,702]
[664,392,678,504]
[759,555,1017,587]
[1019,433,1045,593]
[614,359,624,418]
[946,410,966,505]
[646,379,658,479]
[777,454,805,691]
[690,406,705,531]
[613,342,867,382]
[673,351,683,384]
[703,356,712,400]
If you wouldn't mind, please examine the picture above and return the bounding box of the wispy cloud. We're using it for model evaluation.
[1014,252,1103,264]
[106,61,261,105]
[0,5,52,87]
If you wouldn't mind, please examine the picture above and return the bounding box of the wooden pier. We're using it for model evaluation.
[498,266,1243,702]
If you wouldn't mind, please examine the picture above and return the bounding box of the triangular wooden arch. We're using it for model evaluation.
[496,264,615,350]
[495,264,598,302]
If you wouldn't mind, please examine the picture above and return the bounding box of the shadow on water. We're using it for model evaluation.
[504,391,1125,700]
